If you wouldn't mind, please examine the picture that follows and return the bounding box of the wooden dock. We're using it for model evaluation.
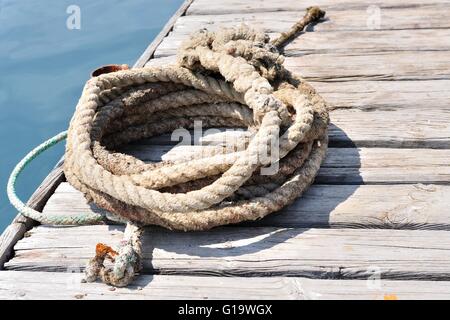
[1,0,450,299]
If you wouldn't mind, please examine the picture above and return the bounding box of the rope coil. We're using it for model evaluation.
[8,7,329,287]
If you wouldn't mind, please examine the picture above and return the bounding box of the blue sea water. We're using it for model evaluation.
[0,0,183,232]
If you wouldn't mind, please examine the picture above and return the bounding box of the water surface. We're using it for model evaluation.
[0,0,183,232]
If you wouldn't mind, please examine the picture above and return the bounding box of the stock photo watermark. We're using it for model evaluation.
[366,5,381,30]
[366,266,382,289]
[66,4,81,30]
[171,120,281,175]
[66,265,83,290]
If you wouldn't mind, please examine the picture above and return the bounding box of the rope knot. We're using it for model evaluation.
[84,223,143,287]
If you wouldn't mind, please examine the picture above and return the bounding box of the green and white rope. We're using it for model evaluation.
[7,130,105,225]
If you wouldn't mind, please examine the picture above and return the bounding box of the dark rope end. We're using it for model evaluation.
[271,6,326,50]
[306,6,326,21]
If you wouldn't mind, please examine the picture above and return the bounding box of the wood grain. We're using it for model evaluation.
[186,0,450,15]
[329,108,450,148]
[175,6,450,33]
[154,29,450,57]
[116,145,450,184]
[0,159,65,269]
[5,225,450,281]
[311,80,450,111]
[120,107,450,148]
[147,56,450,112]
[133,0,194,67]
[285,51,450,81]
[1,271,449,300]
[44,182,450,230]
[146,51,450,81]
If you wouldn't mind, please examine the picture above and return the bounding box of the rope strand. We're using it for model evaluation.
[271,6,326,49]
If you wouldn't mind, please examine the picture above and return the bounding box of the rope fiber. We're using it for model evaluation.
[8,7,329,287]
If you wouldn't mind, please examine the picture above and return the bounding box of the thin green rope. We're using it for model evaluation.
[7,131,104,225]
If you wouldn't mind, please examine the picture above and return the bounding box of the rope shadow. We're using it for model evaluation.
[110,125,362,287]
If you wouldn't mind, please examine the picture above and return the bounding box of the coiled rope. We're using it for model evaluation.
[8,7,329,287]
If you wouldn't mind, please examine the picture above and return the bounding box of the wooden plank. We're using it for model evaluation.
[5,226,450,281]
[297,278,450,300]
[310,80,450,111]
[151,36,450,111]
[284,29,450,55]
[1,271,450,300]
[285,51,450,81]
[133,0,194,67]
[146,51,450,82]
[115,145,450,184]
[317,147,450,184]
[175,6,450,33]
[45,182,450,230]
[147,50,450,82]
[0,159,65,269]
[186,0,450,15]
[145,61,450,148]
[153,29,450,57]
[329,108,450,148]
[118,106,450,148]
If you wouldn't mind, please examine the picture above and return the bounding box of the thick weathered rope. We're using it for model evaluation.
[8,7,329,287]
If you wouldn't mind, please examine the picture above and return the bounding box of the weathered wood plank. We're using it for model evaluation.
[284,51,450,81]
[329,108,450,148]
[0,159,65,269]
[154,29,450,57]
[317,147,450,184]
[1,271,449,300]
[146,56,450,111]
[119,107,450,148]
[186,0,450,15]
[297,278,450,300]
[5,226,450,281]
[115,145,450,184]
[283,29,450,55]
[145,58,450,148]
[146,51,450,81]
[133,0,194,67]
[310,80,450,111]
[45,182,450,230]
[175,6,450,33]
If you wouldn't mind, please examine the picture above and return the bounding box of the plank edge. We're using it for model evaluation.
[133,0,194,68]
